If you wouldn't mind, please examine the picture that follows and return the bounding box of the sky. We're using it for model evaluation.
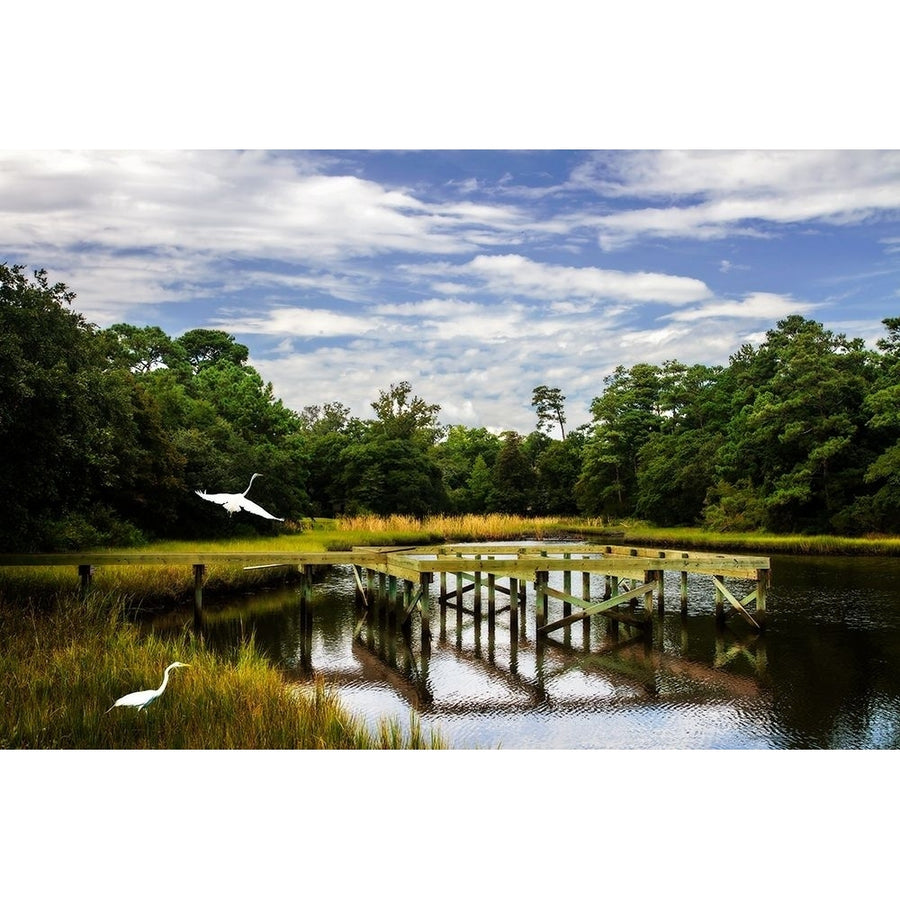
[3,148,899,434]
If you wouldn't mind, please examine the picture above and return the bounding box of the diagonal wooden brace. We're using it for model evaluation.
[539,580,655,634]
[712,577,760,629]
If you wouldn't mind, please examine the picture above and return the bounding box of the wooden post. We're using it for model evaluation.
[487,572,496,623]
[609,576,620,636]
[509,582,519,675]
[420,573,431,650]
[193,564,205,620]
[643,570,655,616]
[509,576,519,634]
[583,569,592,648]
[388,575,398,624]
[715,574,725,624]
[656,568,665,615]
[536,570,548,631]
[474,565,482,619]
[78,564,93,598]
[680,570,689,617]
[756,568,769,630]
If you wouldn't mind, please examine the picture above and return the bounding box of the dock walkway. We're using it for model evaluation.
[0,542,772,637]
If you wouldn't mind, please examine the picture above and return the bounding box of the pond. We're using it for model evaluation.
[152,552,900,749]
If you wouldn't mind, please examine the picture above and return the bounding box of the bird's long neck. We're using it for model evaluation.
[243,473,260,496]
[157,665,174,695]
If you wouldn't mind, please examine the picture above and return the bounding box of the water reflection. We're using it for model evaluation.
[152,559,855,748]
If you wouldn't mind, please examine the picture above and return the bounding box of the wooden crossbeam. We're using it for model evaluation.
[400,587,423,626]
[712,577,760,629]
[539,580,655,634]
[351,565,369,606]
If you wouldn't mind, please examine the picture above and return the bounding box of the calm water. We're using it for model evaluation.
[153,553,900,749]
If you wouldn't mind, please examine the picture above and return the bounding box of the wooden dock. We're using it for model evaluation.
[0,541,772,640]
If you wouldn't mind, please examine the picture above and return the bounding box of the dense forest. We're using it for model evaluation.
[2,263,899,550]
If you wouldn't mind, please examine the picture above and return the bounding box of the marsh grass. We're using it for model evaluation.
[613,523,900,556]
[327,513,571,549]
[0,592,445,749]
[0,516,580,604]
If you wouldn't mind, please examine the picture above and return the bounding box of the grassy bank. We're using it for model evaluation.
[3,515,899,609]
[608,523,900,557]
[0,590,445,749]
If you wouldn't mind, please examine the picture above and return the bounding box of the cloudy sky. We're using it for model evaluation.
[3,148,899,432]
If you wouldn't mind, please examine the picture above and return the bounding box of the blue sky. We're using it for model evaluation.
[3,148,899,433]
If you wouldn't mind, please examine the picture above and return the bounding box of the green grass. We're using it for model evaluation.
[609,522,900,556]
[0,590,445,749]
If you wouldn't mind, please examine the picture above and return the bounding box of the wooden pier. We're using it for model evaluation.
[0,541,772,641]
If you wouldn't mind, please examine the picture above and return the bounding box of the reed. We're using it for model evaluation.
[0,592,446,749]
[610,523,900,556]
[332,513,568,544]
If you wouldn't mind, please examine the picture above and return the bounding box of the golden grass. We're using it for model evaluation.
[0,591,446,749]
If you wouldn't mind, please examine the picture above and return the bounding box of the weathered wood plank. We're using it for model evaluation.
[712,576,760,629]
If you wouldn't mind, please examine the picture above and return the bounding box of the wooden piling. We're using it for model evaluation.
[420,573,432,649]
[193,564,205,620]
[78,564,93,598]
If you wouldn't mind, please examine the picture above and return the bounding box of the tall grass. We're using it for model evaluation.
[0,592,445,749]
[329,513,574,549]
[615,523,900,556]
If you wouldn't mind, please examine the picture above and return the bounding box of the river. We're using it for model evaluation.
[152,552,900,749]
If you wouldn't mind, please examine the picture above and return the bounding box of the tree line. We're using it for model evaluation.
[2,263,898,550]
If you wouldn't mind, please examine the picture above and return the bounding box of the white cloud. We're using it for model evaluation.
[568,150,900,248]
[665,292,820,322]
[0,150,528,268]
[404,254,712,305]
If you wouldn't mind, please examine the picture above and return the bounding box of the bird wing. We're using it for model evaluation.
[236,496,284,521]
[195,490,234,507]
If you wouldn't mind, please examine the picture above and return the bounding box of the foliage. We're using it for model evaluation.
[3,260,900,546]
[532,384,567,439]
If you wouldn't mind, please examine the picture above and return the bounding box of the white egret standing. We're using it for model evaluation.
[195,472,284,521]
[107,661,190,712]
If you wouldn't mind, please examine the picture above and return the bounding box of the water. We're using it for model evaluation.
[152,552,900,749]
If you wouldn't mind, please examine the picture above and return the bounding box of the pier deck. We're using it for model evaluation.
[0,541,771,634]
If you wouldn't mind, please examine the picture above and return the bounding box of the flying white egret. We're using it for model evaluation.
[195,472,284,521]
[106,661,190,712]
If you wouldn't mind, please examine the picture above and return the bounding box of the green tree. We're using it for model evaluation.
[577,363,664,517]
[858,318,900,530]
[370,381,445,444]
[434,425,501,512]
[488,431,533,513]
[532,385,567,439]
[299,402,364,516]
[0,266,167,548]
[175,328,249,375]
[709,316,875,532]
[532,433,583,514]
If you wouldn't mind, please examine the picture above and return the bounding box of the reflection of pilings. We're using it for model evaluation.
[438,618,546,706]
[192,563,205,630]
[351,567,435,705]
[543,630,765,699]
[295,565,314,675]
